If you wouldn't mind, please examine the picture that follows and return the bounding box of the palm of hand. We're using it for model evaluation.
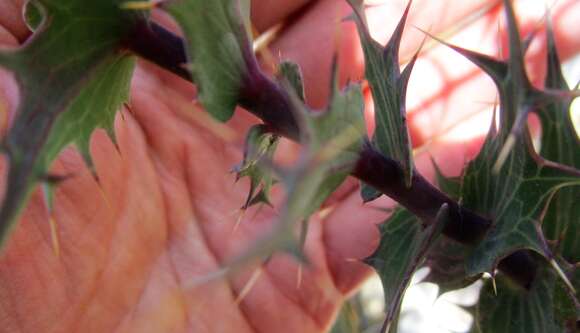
[0,55,375,333]
[0,8,375,330]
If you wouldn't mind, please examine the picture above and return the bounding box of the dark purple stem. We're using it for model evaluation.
[353,143,489,243]
[122,20,192,82]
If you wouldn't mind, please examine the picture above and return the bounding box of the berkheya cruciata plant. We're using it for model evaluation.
[0,0,578,332]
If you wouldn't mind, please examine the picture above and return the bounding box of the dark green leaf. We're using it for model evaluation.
[552,261,580,326]
[347,0,416,190]
[166,0,253,121]
[436,5,580,330]
[24,1,43,31]
[366,205,449,333]
[40,56,135,175]
[360,182,382,203]
[435,0,580,277]
[277,61,305,102]
[536,21,580,263]
[474,268,566,333]
[236,124,279,209]
[0,0,140,245]
[284,64,366,220]
[462,111,580,276]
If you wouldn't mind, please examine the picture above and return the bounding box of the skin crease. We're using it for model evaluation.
[0,0,579,332]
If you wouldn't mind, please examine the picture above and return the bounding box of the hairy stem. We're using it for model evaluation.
[123,21,538,288]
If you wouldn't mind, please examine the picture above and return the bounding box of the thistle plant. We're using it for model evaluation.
[0,0,578,332]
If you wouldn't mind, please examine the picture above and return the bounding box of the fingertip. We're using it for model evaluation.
[0,0,29,43]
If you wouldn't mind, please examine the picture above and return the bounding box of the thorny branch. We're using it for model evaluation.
[123,19,538,289]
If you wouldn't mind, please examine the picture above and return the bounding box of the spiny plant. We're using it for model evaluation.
[0,0,578,332]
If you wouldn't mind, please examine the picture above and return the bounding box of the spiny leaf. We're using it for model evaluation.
[285,61,366,221]
[433,1,580,279]
[474,268,566,333]
[535,20,580,263]
[461,115,580,276]
[23,1,43,31]
[225,62,366,266]
[0,0,141,246]
[165,0,253,122]
[40,57,135,176]
[360,183,382,203]
[277,61,305,102]
[235,124,279,209]
[365,205,449,333]
[552,261,579,326]
[347,0,416,196]
[428,8,580,330]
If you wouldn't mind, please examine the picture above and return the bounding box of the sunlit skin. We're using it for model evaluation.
[0,0,579,332]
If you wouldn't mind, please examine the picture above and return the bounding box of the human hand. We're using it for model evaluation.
[0,0,578,332]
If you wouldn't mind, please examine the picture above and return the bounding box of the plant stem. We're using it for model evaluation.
[123,21,537,288]
[353,144,489,243]
[123,20,192,82]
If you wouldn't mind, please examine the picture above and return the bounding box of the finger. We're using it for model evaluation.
[0,0,28,42]
[252,0,315,33]
[0,26,20,136]
[322,191,383,294]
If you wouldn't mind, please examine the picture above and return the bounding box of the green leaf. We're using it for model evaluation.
[165,0,253,122]
[347,0,416,191]
[461,106,580,277]
[535,21,580,263]
[435,4,580,330]
[225,63,366,265]
[474,268,566,333]
[0,0,140,245]
[552,260,580,326]
[360,182,382,203]
[285,62,366,220]
[24,1,43,31]
[235,124,279,209]
[365,205,449,333]
[435,0,580,277]
[277,61,305,102]
[40,56,135,175]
